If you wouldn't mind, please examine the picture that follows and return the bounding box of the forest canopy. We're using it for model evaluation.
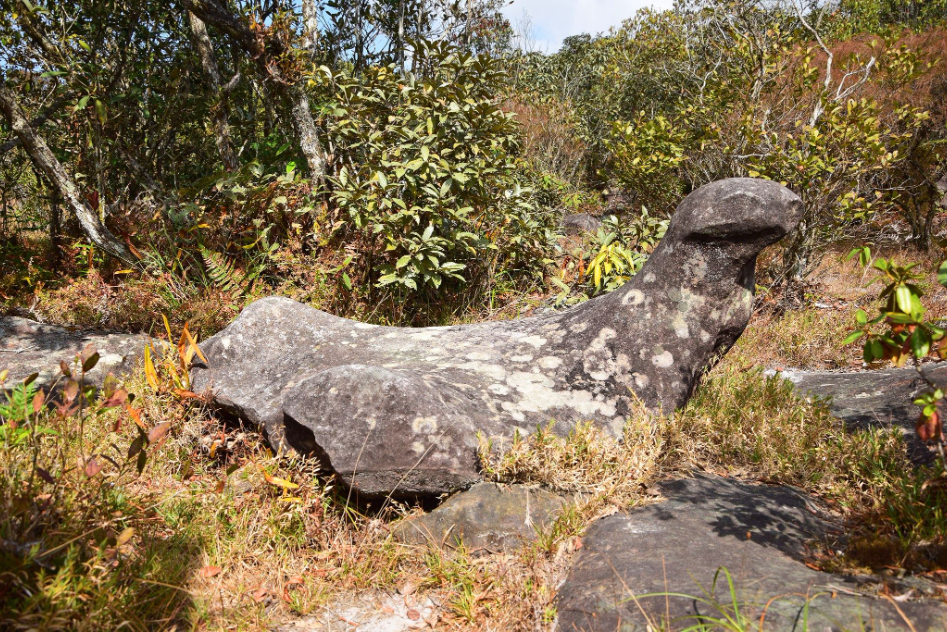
[1,0,945,328]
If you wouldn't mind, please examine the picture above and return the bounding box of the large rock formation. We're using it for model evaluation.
[191,178,804,497]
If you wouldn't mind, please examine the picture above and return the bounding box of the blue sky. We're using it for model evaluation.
[501,0,674,53]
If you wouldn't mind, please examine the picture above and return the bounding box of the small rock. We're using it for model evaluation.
[561,213,602,235]
[394,483,569,553]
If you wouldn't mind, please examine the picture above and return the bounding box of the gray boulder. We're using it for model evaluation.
[782,365,947,465]
[556,475,947,631]
[191,178,804,497]
[562,213,602,236]
[0,316,148,391]
[393,483,569,553]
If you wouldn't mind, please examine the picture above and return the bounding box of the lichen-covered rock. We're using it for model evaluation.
[556,475,947,631]
[393,483,569,552]
[0,316,148,391]
[191,178,803,497]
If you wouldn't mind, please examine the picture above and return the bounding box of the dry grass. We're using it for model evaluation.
[740,244,947,370]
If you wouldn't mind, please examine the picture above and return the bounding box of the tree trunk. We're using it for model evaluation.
[188,10,239,171]
[49,187,61,271]
[0,82,135,263]
[301,0,319,57]
[181,0,328,181]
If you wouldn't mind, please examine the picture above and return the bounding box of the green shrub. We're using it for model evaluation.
[318,40,556,295]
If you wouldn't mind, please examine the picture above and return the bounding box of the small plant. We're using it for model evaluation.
[844,246,947,465]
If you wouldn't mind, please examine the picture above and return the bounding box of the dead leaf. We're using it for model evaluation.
[199,565,221,578]
[399,581,417,596]
[406,609,421,621]
[84,457,103,478]
[32,390,45,413]
[116,527,135,546]
[252,586,268,603]
[148,422,171,444]
[35,467,56,484]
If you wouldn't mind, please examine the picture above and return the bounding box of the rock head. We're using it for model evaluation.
[191,178,803,497]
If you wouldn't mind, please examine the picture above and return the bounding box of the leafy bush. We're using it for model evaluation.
[318,40,556,295]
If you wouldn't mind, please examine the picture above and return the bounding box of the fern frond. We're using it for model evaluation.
[200,246,246,299]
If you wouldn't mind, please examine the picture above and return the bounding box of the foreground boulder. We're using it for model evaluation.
[192,178,803,497]
[0,316,148,391]
[782,365,947,465]
[557,475,947,631]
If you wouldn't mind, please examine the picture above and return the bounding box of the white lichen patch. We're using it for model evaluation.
[509,354,533,363]
[569,321,589,334]
[411,416,438,434]
[583,327,623,381]
[538,356,562,370]
[651,350,674,368]
[621,288,645,306]
[520,335,547,348]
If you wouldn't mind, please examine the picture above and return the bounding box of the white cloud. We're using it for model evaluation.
[501,0,674,53]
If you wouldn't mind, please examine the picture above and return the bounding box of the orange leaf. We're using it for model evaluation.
[126,405,146,430]
[200,565,221,578]
[172,388,200,399]
[32,390,45,414]
[183,325,207,364]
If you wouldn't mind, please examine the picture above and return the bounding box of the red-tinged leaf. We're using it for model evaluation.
[32,390,45,413]
[84,457,103,478]
[80,343,98,369]
[59,361,71,377]
[103,388,128,408]
[406,609,421,621]
[172,388,199,399]
[63,379,79,403]
[147,422,171,445]
[36,467,56,484]
[199,565,221,578]
[136,449,147,474]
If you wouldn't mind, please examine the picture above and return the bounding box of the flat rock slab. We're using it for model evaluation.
[781,365,947,465]
[556,475,947,631]
[393,482,569,553]
[0,316,150,391]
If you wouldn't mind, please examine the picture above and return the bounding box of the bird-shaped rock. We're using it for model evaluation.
[191,178,803,497]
